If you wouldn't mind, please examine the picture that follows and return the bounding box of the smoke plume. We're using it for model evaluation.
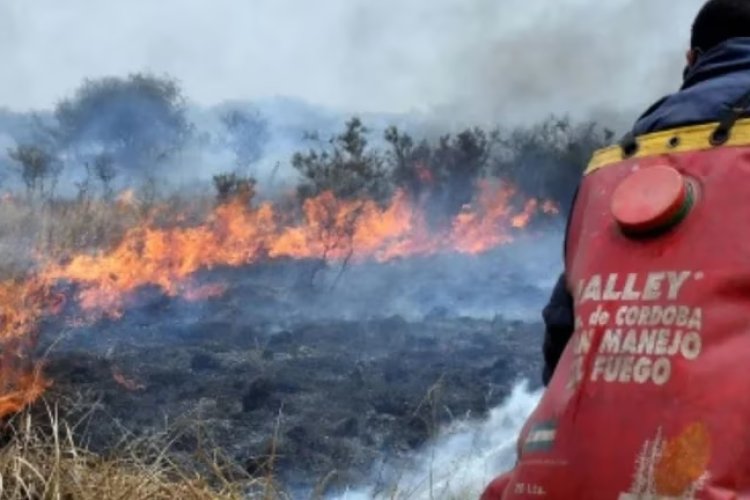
[1,0,703,125]
[331,381,543,499]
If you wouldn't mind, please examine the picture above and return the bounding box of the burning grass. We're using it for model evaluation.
[0,176,557,419]
[0,180,551,495]
[0,100,609,493]
[44,182,553,314]
[0,403,279,500]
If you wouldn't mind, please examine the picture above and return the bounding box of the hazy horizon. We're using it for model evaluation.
[1,0,704,125]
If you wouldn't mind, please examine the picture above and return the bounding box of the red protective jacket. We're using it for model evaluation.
[482,113,750,498]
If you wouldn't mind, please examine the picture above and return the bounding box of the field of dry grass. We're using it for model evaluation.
[0,401,283,500]
[0,190,216,278]
[0,193,284,499]
[0,188,531,499]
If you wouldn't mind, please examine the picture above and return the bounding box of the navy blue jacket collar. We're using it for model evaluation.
[633,37,750,135]
[682,37,750,89]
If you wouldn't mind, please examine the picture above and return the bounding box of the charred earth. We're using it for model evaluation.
[35,249,548,494]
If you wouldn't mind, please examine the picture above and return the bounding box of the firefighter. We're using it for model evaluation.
[543,0,750,386]
[483,0,750,498]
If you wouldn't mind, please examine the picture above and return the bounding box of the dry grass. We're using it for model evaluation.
[0,192,286,499]
[0,402,284,500]
[0,191,218,279]
[0,197,136,278]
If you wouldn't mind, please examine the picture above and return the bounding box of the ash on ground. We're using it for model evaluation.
[37,246,550,494]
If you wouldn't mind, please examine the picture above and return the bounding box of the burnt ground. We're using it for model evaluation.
[33,257,546,494]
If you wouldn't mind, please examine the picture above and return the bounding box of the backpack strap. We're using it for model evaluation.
[618,87,750,155]
[710,87,750,146]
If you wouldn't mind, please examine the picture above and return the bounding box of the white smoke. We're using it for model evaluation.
[1,0,704,124]
[331,381,542,500]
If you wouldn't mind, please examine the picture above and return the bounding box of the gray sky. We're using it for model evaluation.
[0,0,705,123]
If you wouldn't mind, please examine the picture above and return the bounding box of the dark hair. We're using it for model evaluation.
[692,0,750,52]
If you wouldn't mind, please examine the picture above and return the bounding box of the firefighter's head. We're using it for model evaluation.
[688,0,750,68]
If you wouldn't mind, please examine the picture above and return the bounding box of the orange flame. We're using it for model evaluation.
[116,189,136,207]
[0,181,556,415]
[542,200,560,215]
[0,279,56,418]
[41,183,551,315]
[415,162,434,184]
[111,366,146,392]
[182,283,229,302]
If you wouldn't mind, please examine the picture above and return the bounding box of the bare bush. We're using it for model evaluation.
[386,126,497,224]
[293,117,390,204]
[54,73,192,174]
[221,108,269,173]
[212,173,256,204]
[7,144,61,201]
[493,116,613,211]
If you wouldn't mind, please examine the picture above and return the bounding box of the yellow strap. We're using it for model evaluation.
[586,118,750,175]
